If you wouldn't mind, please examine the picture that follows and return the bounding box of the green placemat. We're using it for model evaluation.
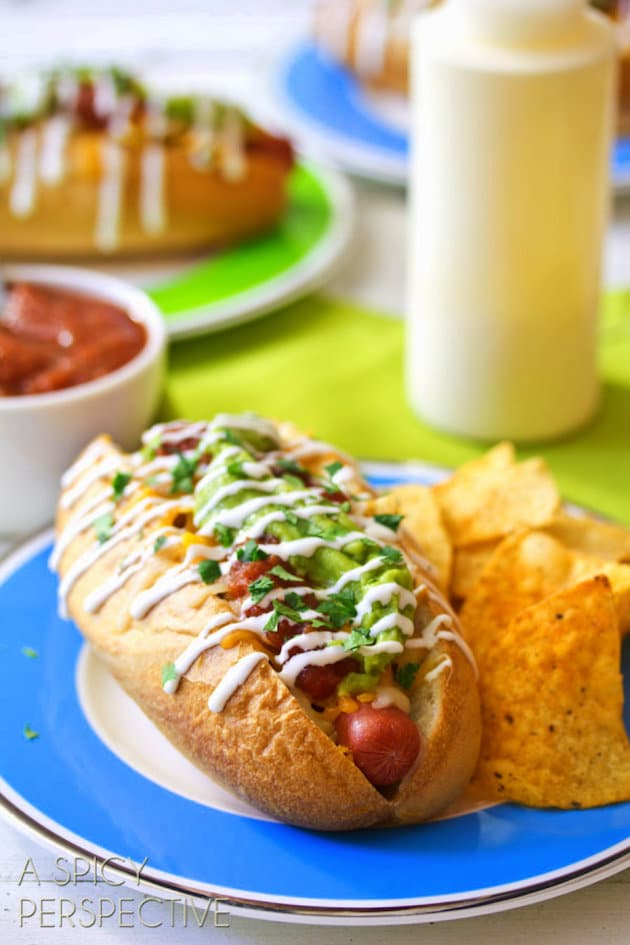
[165,291,630,524]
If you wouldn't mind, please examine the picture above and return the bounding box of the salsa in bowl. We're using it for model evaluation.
[0,265,166,535]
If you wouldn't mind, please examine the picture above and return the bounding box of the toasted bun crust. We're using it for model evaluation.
[0,131,292,259]
[54,434,480,830]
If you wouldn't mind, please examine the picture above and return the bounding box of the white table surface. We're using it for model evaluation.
[2,2,630,941]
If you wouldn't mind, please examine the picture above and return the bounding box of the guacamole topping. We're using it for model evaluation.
[185,414,416,697]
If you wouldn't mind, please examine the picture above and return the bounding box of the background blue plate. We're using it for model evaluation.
[1,462,629,923]
[275,42,630,191]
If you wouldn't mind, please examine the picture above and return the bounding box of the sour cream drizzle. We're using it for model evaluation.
[130,565,204,620]
[57,496,192,617]
[208,652,267,713]
[39,114,71,184]
[317,0,433,78]
[142,420,209,447]
[220,107,246,181]
[162,611,235,694]
[354,2,391,77]
[84,547,145,614]
[10,127,38,217]
[50,497,114,570]
[139,99,167,234]
[55,415,476,719]
[60,454,120,510]
[203,490,325,535]
[95,95,131,252]
[191,96,215,168]
[61,438,109,488]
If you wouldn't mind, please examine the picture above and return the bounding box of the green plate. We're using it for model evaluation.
[147,162,353,339]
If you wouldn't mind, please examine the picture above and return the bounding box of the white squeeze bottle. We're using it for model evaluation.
[406,0,617,441]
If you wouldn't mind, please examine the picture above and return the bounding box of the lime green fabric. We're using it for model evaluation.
[165,291,630,524]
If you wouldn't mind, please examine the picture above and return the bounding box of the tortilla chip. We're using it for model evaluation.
[433,444,560,547]
[459,531,574,663]
[570,557,630,636]
[473,576,630,809]
[369,486,452,593]
[544,513,630,563]
[451,541,500,601]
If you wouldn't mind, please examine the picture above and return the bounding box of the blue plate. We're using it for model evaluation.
[1,461,629,925]
[275,42,630,191]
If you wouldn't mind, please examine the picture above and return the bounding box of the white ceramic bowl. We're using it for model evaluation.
[0,264,167,536]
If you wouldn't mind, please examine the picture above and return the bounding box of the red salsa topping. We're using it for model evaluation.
[0,283,146,396]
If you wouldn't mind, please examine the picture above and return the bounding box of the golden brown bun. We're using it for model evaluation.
[313,0,425,96]
[0,131,292,259]
[55,434,480,830]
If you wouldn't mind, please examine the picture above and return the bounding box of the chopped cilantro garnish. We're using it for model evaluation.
[263,609,280,632]
[237,540,268,562]
[342,627,373,652]
[269,565,301,583]
[153,535,167,554]
[198,559,221,584]
[381,545,403,566]
[282,473,304,489]
[277,458,303,475]
[284,511,299,526]
[284,591,307,611]
[21,646,38,659]
[214,523,236,547]
[318,587,357,628]
[23,725,39,741]
[112,471,132,501]
[227,461,244,478]
[395,663,420,690]
[171,452,197,494]
[93,512,114,544]
[264,596,310,631]
[340,501,351,513]
[325,461,343,479]
[161,662,178,686]
[374,513,404,532]
[249,575,275,603]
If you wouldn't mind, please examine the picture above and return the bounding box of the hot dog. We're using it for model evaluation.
[313,0,630,137]
[0,66,293,258]
[52,414,480,830]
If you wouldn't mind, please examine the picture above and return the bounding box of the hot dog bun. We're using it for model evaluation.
[52,416,480,830]
[0,67,293,259]
[313,0,437,96]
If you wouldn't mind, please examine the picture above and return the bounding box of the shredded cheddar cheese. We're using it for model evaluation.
[338,695,359,714]
[181,530,213,549]
[220,630,270,653]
